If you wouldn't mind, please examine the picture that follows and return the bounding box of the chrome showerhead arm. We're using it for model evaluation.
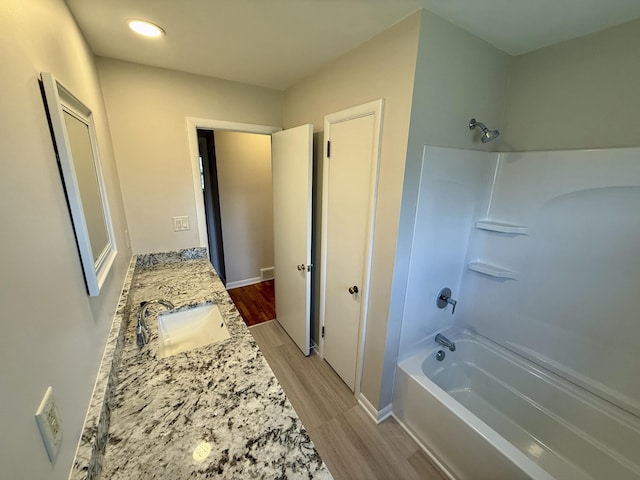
[469,118,500,143]
[469,118,489,133]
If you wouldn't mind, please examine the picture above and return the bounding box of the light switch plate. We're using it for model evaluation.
[35,386,63,462]
[172,216,190,231]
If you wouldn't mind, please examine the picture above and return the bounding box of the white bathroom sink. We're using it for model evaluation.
[157,304,230,358]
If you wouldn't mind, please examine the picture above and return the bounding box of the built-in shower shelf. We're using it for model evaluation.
[476,220,528,235]
[468,261,519,279]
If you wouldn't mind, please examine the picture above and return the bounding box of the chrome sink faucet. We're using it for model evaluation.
[435,333,456,352]
[137,299,175,348]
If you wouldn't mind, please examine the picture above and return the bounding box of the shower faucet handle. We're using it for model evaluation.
[449,298,457,315]
[437,287,457,315]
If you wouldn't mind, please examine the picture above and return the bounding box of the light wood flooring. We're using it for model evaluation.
[227,280,276,327]
[250,320,445,480]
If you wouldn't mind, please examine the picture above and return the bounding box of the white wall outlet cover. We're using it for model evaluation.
[35,386,63,462]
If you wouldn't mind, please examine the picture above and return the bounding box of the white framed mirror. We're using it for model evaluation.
[41,72,117,296]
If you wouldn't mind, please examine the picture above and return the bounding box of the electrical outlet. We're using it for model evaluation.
[172,216,190,232]
[35,386,63,462]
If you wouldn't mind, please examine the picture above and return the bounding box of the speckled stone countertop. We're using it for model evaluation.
[92,249,331,479]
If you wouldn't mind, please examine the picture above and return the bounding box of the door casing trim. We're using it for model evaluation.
[185,117,280,248]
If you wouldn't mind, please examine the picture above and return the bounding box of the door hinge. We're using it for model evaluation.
[322,326,325,338]
[327,140,331,158]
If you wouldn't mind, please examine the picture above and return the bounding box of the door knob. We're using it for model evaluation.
[297,264,305,271]
[348,286,359,295]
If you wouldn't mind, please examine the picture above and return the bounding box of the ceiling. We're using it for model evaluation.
[66,0,640,91]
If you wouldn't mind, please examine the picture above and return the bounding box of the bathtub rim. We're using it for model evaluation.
[413,328,640,432]
[397,346,556,480]
[398,327,640,479]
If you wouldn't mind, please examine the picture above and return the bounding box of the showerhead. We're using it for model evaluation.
[469,118,500,143]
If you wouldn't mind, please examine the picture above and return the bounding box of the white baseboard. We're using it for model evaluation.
[260,266,275,281]
[358,393,393,424]
[391,412,456,480]
[247,319,275,328]
[225,276,261,289]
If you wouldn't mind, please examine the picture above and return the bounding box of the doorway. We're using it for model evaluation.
[194,127,275,288]
[191,122,282,330]
[187,119,315,353]
[210,131,274,289]
[186,118,280,251]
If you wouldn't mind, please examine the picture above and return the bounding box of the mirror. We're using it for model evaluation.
[41,72,117,296]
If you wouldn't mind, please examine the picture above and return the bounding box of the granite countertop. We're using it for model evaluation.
[96,250,331,479]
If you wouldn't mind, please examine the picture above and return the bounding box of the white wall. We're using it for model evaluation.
[0,1,130,479]
[96,58,283,254]
[500,17,640,152]
[398,147,497,360]
[214,131,273,285]
[382,11,511,409]
[283,12,421,407]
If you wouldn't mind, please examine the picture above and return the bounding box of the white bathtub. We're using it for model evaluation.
[393,329,640,479]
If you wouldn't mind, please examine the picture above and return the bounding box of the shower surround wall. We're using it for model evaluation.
[395,145,640,477]
[459,147,640,416]
[398,147,497,359]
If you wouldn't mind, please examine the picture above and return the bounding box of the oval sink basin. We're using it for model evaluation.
[157,304,230,358]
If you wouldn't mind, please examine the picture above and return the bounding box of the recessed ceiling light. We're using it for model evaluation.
[128,20,165,38]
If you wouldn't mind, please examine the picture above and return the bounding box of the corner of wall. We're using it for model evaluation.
[499,17,640,151]
[380,10,512,408]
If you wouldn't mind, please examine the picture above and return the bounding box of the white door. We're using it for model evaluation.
[272,124,313,356]
[321,101,383,391]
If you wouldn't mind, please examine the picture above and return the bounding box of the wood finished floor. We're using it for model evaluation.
[227,280,276,327]
[250,320,445,480]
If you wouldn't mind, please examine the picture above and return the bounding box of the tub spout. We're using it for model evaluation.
[435,333,456,352]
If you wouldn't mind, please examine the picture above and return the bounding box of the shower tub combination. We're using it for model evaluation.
[393,329,640,479]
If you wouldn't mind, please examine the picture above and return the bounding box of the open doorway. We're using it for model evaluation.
[202,130,273,287]
[196,128,276,327]
[187,119,317,345]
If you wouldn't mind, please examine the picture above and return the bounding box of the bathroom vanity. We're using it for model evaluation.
[71,249,331,479]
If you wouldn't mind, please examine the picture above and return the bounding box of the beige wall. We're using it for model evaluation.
[501,18,640,152]
[96,58,283,254]
[214,132,274,285]
[380,11,512,408]
[283,12,422,407]
[0,1,130,478]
